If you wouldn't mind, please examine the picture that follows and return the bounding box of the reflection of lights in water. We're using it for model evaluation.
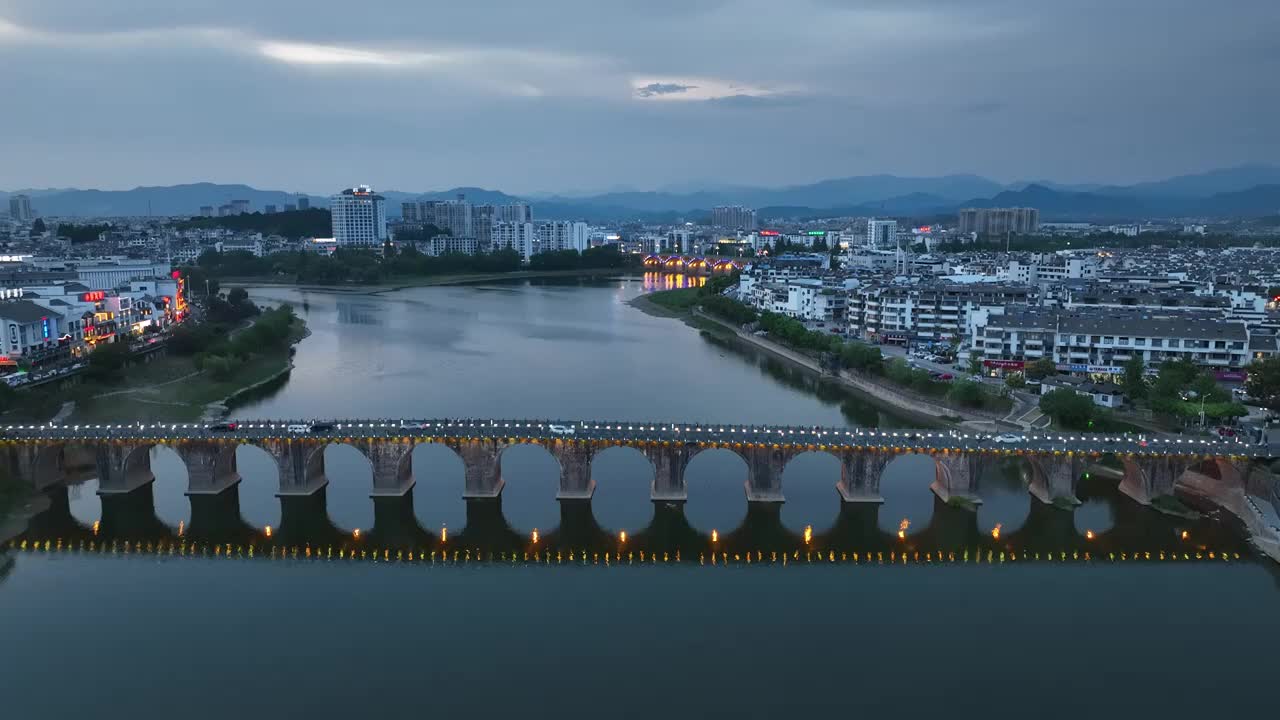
[264,525,273,538]
[619,531,627,544]
[352,528,361,540]
[897,518,909,540]
[531,529,539,544]
[441,526,447,543]
[711,529,719,543]
[92,520,100,535]
[803,525,812,544]
[1085,530,1094,540]
[1180,530,1189,541]
[177,520,185,537]
[991,523,1002,540]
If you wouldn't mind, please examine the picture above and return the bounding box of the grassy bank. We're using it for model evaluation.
[2,315,307,424]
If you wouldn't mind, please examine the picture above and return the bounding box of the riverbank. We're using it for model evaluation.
[631,292,1008,428]
[221,267,639,294]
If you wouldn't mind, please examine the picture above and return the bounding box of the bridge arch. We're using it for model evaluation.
[877,451,939,538]
[411,441,466,533]
[496,441,562,532]
[319,442,375,532]
[590,445,657,531]
[684,448,748,533]
[779,450,842,533]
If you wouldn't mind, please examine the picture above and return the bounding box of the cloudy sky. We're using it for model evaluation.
[1,0,1276,194]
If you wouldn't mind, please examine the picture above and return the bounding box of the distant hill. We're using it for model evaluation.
[8,165,1280,221]
[4,183,327,218]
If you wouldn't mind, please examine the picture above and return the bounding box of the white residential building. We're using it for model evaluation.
[866,219,898,249]
[329,186,388,247]
[536,221,590,254]
[492,221,536,260]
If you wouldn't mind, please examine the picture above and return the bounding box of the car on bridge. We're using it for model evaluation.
[206,422,238,432]
[549,424,576,435]
[309,422,336,433]
[993,433,1024,443]
[399,420,428,430]
[287,424,310,434]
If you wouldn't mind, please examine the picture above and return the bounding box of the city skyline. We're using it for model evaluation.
[1,0,1277,193]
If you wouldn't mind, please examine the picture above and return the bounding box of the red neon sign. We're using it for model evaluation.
[759,230,780,236]
[171,270,181,279]
[81,291,105,302]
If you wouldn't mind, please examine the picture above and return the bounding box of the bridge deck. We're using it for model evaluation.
[0,419,1263,458]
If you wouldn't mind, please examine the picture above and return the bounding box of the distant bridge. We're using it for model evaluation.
[0,420,1266,511]
[642,255,744,273]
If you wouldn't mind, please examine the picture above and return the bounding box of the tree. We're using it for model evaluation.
[1005,372,1027,389]
[1122,354,1147,400]
[947,380,985,408]
[1039,388,1097,430]
[85,342,132,383]
[967,355,983,375]
[1024,357,1057,381]
[1245,357,1280,409]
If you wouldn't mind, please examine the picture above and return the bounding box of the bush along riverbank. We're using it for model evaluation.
[637,282,1012,420]
[0,304,307,424]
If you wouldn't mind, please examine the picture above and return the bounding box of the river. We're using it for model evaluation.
[3,274,1278,718]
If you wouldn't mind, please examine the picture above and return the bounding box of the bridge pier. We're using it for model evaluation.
[1119,455,1191,505]
[260,439,328,496]
[642,444,699,502]
[3,443,65,491]
[96,443,155,495]
[1028,454,1083,507]
[448,438,507,498]
[741,445,790,503]
[930,452,985,507]
[355,439,415,497]
[178,441,241,496]
[549,441,595,500]
[837,450,890,502]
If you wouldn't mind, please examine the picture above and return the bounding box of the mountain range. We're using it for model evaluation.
[4,165,1280,223]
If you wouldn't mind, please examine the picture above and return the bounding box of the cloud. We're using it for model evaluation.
[258,41,450,68]
[631,76,785,101]
[634,82,696,98]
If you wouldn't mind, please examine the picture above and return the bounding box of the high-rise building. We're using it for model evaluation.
[958,207,1040,236]
[866,219,898,249]
[536,221,590,254]
[473,204,494,249]
[492,221,535,260]
[283,203,297,212]
[496,202,532,223]
[8,194,33,222]
[264,204,277,214]
[711,205,757,230]
[297,195,311,211]
[422,198,473,238]
[199,206,214,217]
[230,199,251,215]
[666,229,693,253]
[329,185,387,247]
[401,202,420,223]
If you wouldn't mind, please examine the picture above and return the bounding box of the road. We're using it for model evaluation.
[0,418,1264,458]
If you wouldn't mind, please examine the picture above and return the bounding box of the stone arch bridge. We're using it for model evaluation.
[1,419,1265,509]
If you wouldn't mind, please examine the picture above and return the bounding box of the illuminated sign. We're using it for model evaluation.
[171,270,181,280]
[41,317,50,340]
[983,359,1025,370]
[759,230,780,236]
[805,231,826,236]
[81,291,106,302]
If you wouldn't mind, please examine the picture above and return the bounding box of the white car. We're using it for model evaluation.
[399,420,427,430]
[549,424,576,436]
[992,433,1023,444]
[286,424,310,434]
